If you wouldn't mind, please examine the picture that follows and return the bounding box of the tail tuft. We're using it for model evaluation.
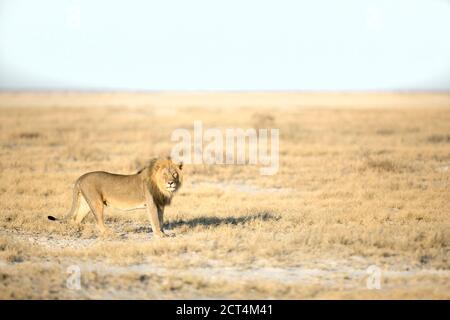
[47,215,57,221]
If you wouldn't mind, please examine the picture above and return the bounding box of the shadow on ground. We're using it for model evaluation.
[132,212,279,233]
[169,211,280,229]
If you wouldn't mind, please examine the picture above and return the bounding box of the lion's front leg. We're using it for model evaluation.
[157,206,164,230]
[156,206,174,237]
[143,186,166,238]
[147,205,167,238]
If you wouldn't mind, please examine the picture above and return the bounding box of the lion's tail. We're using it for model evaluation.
[48,181,81,222]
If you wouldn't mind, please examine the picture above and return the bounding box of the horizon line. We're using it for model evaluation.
[1,89,450,94]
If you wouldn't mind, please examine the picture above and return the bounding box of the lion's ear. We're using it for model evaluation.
[178,162,183,170]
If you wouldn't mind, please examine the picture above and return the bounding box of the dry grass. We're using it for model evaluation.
[0,92,449,299]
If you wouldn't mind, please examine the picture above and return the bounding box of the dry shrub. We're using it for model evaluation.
[18,132,42,139]
[427,134,450,144]
[252,112,275,130]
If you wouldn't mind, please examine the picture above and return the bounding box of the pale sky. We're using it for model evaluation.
[1,0,450,91]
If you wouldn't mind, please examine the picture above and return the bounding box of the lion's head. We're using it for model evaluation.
[147,157,183,204]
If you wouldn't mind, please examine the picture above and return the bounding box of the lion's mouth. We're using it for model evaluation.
[166,180,178,193]
[166,185,177,192]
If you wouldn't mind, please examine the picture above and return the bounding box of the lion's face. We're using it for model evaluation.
[155,160,183,195]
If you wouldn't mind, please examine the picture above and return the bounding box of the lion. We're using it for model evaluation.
[48,157,183,238]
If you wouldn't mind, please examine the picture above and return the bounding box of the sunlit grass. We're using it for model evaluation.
[0,93,449,299]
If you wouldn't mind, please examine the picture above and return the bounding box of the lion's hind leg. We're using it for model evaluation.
[79,186,108,234]
[72,195,91,224]
[67,181,82,223]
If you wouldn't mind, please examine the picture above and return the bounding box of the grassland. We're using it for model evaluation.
[0,92,449,299]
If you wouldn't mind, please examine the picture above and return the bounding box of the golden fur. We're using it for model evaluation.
[48,157,183,237]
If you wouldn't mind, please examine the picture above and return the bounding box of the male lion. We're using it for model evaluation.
[48,157,183,238]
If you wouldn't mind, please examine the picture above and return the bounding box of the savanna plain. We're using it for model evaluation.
[0,92,449,299]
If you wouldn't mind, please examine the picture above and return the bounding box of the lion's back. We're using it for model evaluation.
[77,171,144,205]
